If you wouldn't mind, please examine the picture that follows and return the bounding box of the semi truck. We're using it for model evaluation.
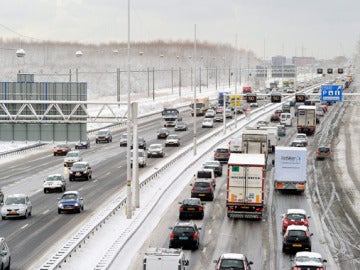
[257,126,278,153]
[241,128,268,164]
[162,108,181,127]
[274,146,307,193]
[226,153,266,219]
[143,248,189,270]
[190,97,210,116]
[297,105,316,135]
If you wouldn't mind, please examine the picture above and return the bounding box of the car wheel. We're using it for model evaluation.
[96,140,98,144]
[63,186,66,192]
[58,209,61,214]
[2,216,6,220]
[44,189,47,193]
[24,211,28,219]
[282,245,286,253]
[69,177,73,182]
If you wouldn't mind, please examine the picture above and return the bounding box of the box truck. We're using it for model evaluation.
[241,128,268,164]
[274,146,307,193]
[226,153,266,219]
[297,105,316,135]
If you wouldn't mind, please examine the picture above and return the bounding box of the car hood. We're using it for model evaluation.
[59,199,80,206]
[70,167,87,172]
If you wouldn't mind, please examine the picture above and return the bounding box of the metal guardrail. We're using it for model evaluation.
[39,97,282,270]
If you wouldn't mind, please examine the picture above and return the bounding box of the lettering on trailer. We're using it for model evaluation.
[281,155,301,164]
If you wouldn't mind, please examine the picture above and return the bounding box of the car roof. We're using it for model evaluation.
[287,209,306,215]
[220,253,246,260]
[7,193,27,198]
[287,225,308,231]
[149,143,162,147]
[47,173,63,177]
[174,221,196,227]
[295,251,322,259]
[73,161,88,165]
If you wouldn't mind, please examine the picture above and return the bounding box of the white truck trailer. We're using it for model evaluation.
[143,248,189,270]
[226,153,266,219]
[274,146,307,193]
[297,105,316,135]
[241,128,268,165]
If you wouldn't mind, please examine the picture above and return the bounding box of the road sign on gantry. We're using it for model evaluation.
[321,84,342,102]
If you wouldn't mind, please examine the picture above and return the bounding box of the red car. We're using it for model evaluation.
[53,144,71,156]
[282,209,310,233]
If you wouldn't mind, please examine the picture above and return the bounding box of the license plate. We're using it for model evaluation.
[187,208,195,211]
[293,243,302,247]
[65,206,73,209]
[76,173,81,176]
[179,236,188,240]
[10,211,17,214]
[199,194,205,197]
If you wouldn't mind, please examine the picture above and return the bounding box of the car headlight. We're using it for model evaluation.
[69,171,74,174]
[58,203,64,208]
[74,203,79,207]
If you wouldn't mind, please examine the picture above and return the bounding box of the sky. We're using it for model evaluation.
[0,1,359,60]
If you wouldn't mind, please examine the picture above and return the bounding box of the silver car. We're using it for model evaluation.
[165,134,181,147]
[44,174,67,193]
[64,150,83,167]
[0,237,11,270]
[1,194,32,220]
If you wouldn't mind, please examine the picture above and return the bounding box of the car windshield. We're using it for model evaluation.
[72,163,86,169]
[204,162,218,167]
[149,145,162,150]
[66,152,79,157]
[216,148,228,153]
[167,135,178,139]
[47,175,63,181]
[286,213,306,220]
[6,196,25,204]
[318,147,330,152]
[176,122,185,126]
[197,171,212,178]
[220,259,244,269]
[203,119,212,123]
[57,144,68,148]
[159,129,168,133]
[62,194,78,200]
[97,131,107,135]
[121,134,127,139]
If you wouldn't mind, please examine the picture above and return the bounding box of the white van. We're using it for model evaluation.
[143,248,189,270]
[280,113,292,126]
[194,169,216,188]
[228,137,242,153]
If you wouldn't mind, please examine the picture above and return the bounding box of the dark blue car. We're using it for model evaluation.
[58,191,84,214]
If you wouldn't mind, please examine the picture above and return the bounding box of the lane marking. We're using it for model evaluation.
[21,224,29,229]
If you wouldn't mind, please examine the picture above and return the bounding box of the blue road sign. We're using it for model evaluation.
[321,84,343,102]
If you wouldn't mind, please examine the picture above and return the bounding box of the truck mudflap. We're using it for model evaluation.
[274,181,306,192]
[226,204,263,220]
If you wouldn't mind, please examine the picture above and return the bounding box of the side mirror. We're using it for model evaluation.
[183,260,189,266]
[213,259,218,264]
[310,233,314,236]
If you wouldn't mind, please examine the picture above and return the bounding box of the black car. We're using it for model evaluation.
[131,137,147,150]
[191,180,214,201]
[69,161,92,181]
[203,161,222,176]
[282,225,312,253]
[157,128,170,139]
[179,198,205,220]
[174,121,188,131]
[169,221,201,250]
[214,148,230,163]
[75,137,90,149]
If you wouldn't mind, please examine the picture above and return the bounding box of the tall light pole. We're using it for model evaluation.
[126,0,132,219]
[193,24,197,156]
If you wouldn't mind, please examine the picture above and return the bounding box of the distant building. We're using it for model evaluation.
[292,57,316,66]
[272,56,286,67]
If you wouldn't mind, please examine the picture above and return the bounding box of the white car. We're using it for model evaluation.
[44,174,66,193]
[295,133,308,146]
[292,251,327,269]
[1,194,32,220]
[202,118,214,128]
[225,108,233,118]
[64,150,83,167]
[165,134,181,147]
[205,109,215,118]
[130,149,147,167]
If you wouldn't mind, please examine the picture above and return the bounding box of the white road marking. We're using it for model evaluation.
[21,224,29,229]
[43,209,50,215]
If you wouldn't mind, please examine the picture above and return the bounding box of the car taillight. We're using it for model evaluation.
[316,151,320,154]
[304,220,309,226]
[179,206,184,211]
[208,187,213,191]
[170,232,174,239]
[193,233,198,239]
[226,152,230,156]
[198,206,203,211]
[192,187,196,190]
[214,151,218,156]
[283,219,289,225]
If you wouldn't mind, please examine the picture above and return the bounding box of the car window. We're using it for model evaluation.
[288,230,306,237]
[62,194,77,200]
[194,181,211,188]
[220,259,244,269]
[287,214,306,220]
[197,171,212,178]
[318,147,330,152]
[72,163,86,169]
[183,199,199,205]
[6,197,25,204]
[216,148,228,153]
[174,226,195,234]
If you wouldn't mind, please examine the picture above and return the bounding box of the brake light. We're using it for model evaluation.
[179,206,184,211]
[214,151,218,156]
[316,151,320,154]
[226,152,230,156]
[170,232,174,239]
[208,187,213,191]
[198,206,203,211]
[192,187,195,190]
[193,233,198,239]
[255,207,262,212]
[283,219,289,225]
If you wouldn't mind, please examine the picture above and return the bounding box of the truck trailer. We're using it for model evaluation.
[190,97,210,116]
[226,153,266,219]
[297,105,316,135]
[241,128,268,165]
[274,146,307,193]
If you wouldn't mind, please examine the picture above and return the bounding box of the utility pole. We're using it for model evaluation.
[193,24,197,156]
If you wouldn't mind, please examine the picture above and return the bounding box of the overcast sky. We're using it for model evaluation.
[0,0,359,59]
